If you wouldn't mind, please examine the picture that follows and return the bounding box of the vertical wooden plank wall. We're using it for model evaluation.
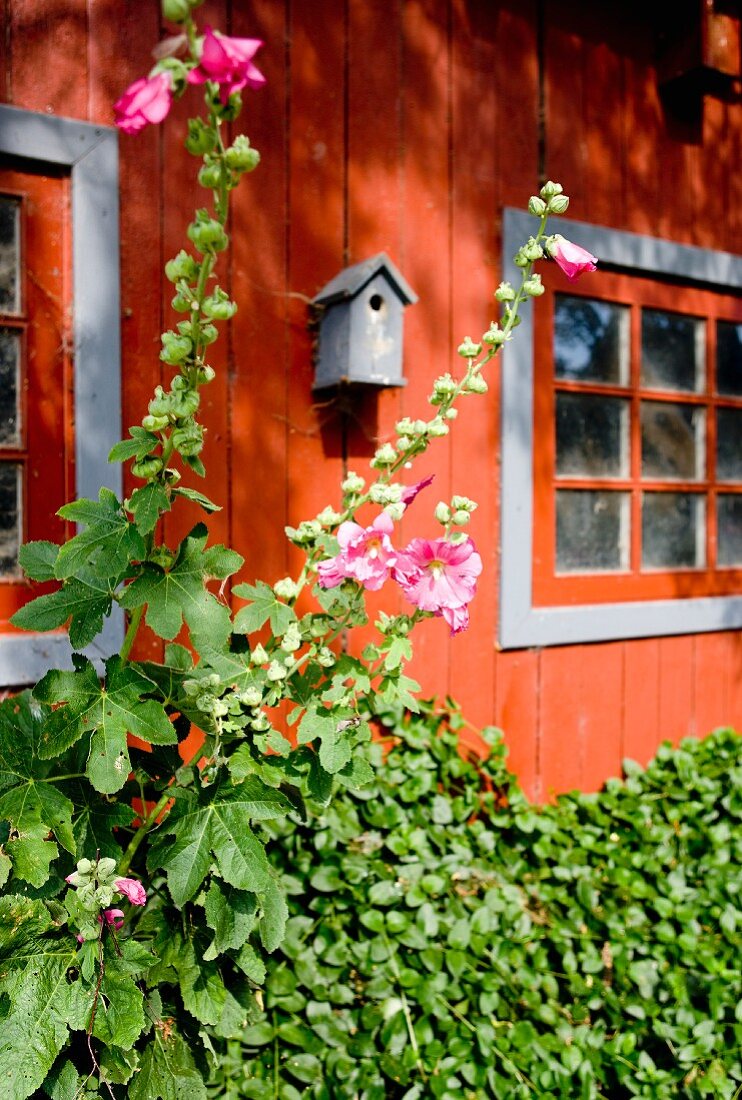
[2,0,740,798]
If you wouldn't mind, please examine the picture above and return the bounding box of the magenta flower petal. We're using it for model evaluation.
[317,514,397,592]
[547,236,598,281]
[99,908,125,930]
[393,536,481,633]
[188,26,265,102]
[400,474,435,507]
[115,877,147,906]
[114,72,173,135]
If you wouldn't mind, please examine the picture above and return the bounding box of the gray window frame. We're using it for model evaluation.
[500,207,742,649]
[0,105,123,684]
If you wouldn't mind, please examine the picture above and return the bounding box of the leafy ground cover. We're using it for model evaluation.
[212,702,742,1099]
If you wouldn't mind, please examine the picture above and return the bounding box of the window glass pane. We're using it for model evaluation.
[642,492,704,568]
[716,408,742,482]
[717,495,742,566]
[0,196,20,314]
[641,309,704,392]
[717,321,742,396]
[641,401,704,480]
[556,490,629,573]
[554,297,629,384]
[0,329,20,445]
[556,393,628,477]
[0,462,20,575]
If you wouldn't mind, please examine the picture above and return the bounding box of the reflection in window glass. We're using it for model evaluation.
[717,495,742,566]
[641,401,704,480]
[554,296,629,384]
[0,196,20,314]
[717,408,742,482]
[0,462,19,575]
[556,490,629,573]
[717,321,742,397]
[556,393,628,477]
[0,330,20,445]
[642,492,704,568]
[641,309,704,392]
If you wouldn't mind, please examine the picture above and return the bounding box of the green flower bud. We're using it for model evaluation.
[513,248,529,268]
[187,209,228,254]
[445,408,458,420]
[317,505,343,525]
[341,471,365,494]
[482,324,506,346]
[251,643,269,666]
[185,118,216,156]
[202,287,237,321]
[165,250,199,283]
[369,482,402,505]
[171,292,192,313]
[395,417,415,436]
[170,388,200,418]
[267,660,288,681]
[224,135,261,173]
[435,502,451,524]
[396,435,412,450]
[132,456,164,479]
[540,180,563,199]
[160,331,193,365]
[241,687,263,708]
[429,374,457,405]
[274,577,299,600]
[528,195,547,217]
[199,322,219,345]
[171,422,203,457]
[495,281,516,302]
[251,712,270,731]
[464,374,488,395]
[427,418,449,438]
[97,857,117,881]
[451,495,477,512]
[451,509,471,525]
[162,0,190,24]
[198,162,223,190]
[457,336,482,359]
[317,647,335,668]
[280,623,302,653]
[371,443,397,468]
[548,193,570,215]
[142,414,169,432]
[384,501,405,521]
[197,364,216,384]
[150,545,176,568]
[523,237,544,262]
[523,274,545,297]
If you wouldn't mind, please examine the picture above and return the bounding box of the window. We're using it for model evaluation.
[0,106,122,684]
[500,209,742,648]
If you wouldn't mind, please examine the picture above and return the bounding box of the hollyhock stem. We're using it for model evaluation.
[117,789,172,877]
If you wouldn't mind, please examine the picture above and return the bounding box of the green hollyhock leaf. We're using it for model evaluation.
[233,580,296,636]
[203,880,258,959]
[93,964,147,1051]
[18,540,59,581]
[99,1045,140,1087]
[129,1024,207,1100]
[297,706,353,774]
[119,524,242,653]
[148,782,286,906]
[0,695,75,883]
[127,482,171,536]
[55,487,145,580]
[42,1059,81,1100]
[235,942,266,984]
[258,874,288,954]
[0,897,94,1100]
[172,486,221,513]
[11,567,118,649]
[67,779,136,860]
[176,939,227,1025]
[108,426,159,464]
[34,656,176,794]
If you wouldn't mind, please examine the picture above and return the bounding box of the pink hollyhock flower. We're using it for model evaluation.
[317,513,397,592]
[115,877,147,906]
[394,536,482,635]
[98,908,125,931]
[546,236,598,281]
[400,474,435,508]
[188,27,265,105]
[114,71,173,135]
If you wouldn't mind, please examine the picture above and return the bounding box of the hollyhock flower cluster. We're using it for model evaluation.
[114,71,174,134]
[318,511,482,635]
[546,235,598,280]
[188,27,266,104]
[318,513,397,591]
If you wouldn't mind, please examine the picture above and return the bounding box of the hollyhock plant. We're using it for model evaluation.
[318,513,397,592]
[394,536,483,634]
[188,26,265,104]
[400,473,435,507]
[115,876,147,906]
[113,70,174,134]
[99,908,125,930]
[546,234,598,280]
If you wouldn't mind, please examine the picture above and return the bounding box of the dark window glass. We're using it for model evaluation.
[717,321,742,397]
[0,196,20,314]
[641,401,704,480]
[641,309,703,392]
[555,297,628,384]
[0,462,19,575]
[556,490,629,573]
[642,492,704,568]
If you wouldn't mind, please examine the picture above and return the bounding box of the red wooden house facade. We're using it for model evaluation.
[1,0,740,798]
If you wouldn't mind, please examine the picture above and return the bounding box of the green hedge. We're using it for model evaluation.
[209,702,742,1099]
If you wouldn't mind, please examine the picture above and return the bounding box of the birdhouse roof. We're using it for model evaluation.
[312,252,418,306]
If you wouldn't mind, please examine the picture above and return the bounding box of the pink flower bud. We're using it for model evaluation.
[546,236,598,281]
[114,877,147,906]
[114,71,173,135]
[98,908,125,931]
